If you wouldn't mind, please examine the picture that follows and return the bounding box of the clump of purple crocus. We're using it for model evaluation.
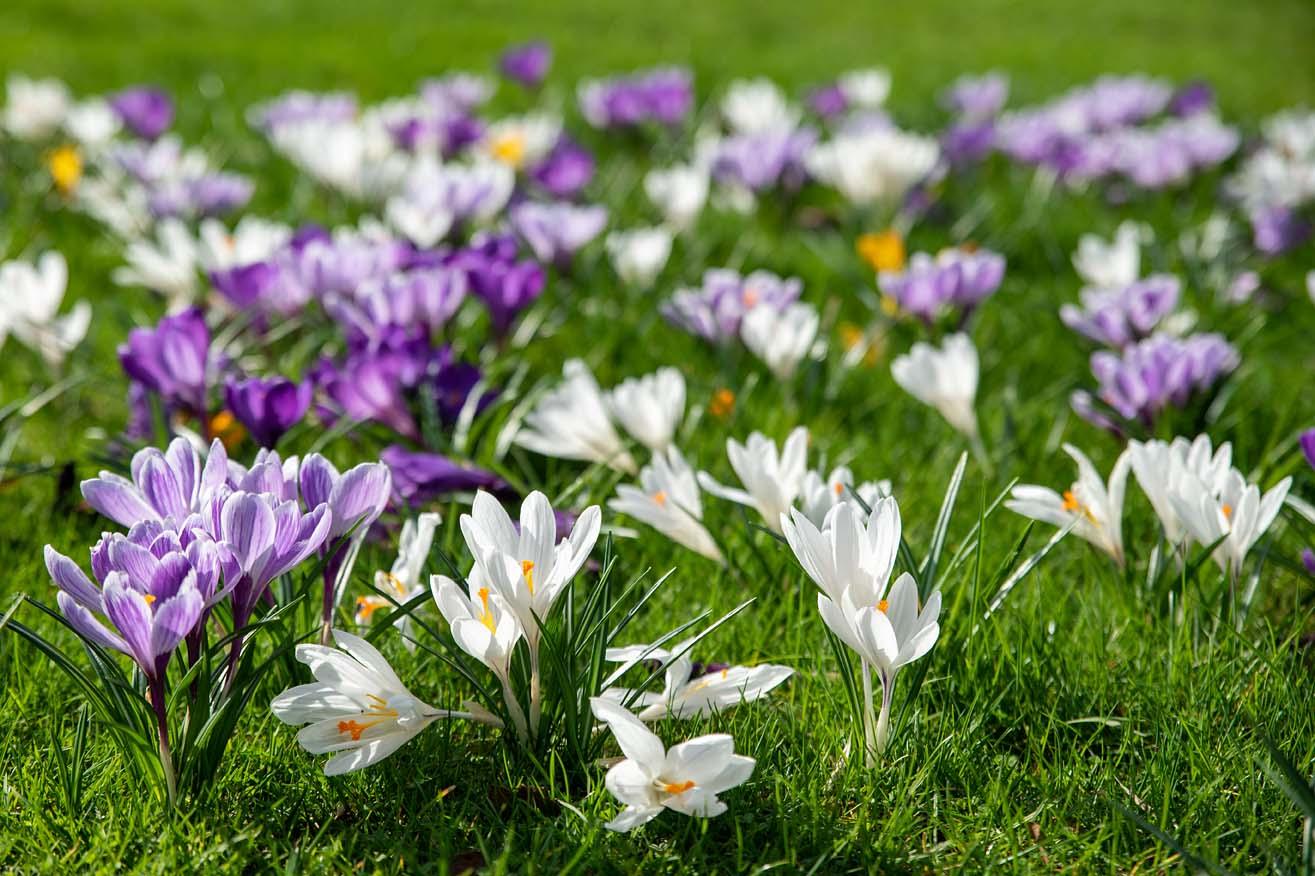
[224,376,312,449]
[499,41,551,90]
[1059,274,1181,348]
[440,232,546,336]
[1072,332,1239,432]
[939,73,1009,165]
[119,307,212,420]
[1249,206,1311,256]
[381,445,507,508]
[109,86,174,140]
[578,67,694,129]
[711,126,817,193]
[509,201,608,269]
[661,268,803,343]
[529,138,595,199]
[877,247,1006,325]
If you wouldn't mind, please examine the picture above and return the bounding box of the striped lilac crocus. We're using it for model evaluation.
[109,86,174,140]
[82,437,229,528]
[510,201,608,269]
[224,376,312,448]
[661,268,803,343]
[1059,274,1181,349]
[878,247,1006,325]
[118,307,212,418]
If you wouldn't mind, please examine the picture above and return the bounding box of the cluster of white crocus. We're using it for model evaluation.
[3,74,71,139]
[605,227,674,289]
[1008,434,1291,579]
[590,697,756,832]
[355,512,442,650]
[890,333,980,439]
[780,498,941,762]
[698,426,809,533]
[610,447,724,563]
[111,218,200,309]
[0,250,90,367]
[741,301,821,380]
[432,491,602,742]
[602,636,792,722]
[799,466,891,528]
[515,359,646,473]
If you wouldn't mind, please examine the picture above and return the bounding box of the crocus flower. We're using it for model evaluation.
[197,216,292,271]
[499,41,551,90]
[0,250,90,366]
[578,68,694,129]
[805,127,940,206]
[480,113,562,169]
[224,376,311,448]
[891,333,980,439]
[380,445,506,508]
[1127,434,1232,547]
[605,227,673,289]
[590,697,755,832]
[1250,206,1311,256]
[271,630,461,775]
[878,247,1006,324]
[798,467,890,528]
[661,268,802,343]
[3,74,70,139]
[109,86,174,140]
[118,307,211,416]
[1168,464,1291,578]
[741,301,819,380]
[602,637,791,721]
[721,78,800,135]
[611,446,724,564]
[510,201,608,268]
[1006,444,1131,566]
[448,233,545,336]
[82,437,228,528]
[112,219,199,310]
[63,98,120,146]
[1059,274,1180,348]
[515,359,637,474]
[356,512,441,650]
[644,164,709,231]
[529,137,595,199]
[1081,333,1238,428]
[697,426,808,534]
[1072,221,1141,289]
[605,367,686,455]
[943,73,1009,120]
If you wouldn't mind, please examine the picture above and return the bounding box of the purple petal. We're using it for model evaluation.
[101,573,156,673]
[82,475,158,527]
[44,546,102,610]
[56,591,129,655]
[149,577,203,660]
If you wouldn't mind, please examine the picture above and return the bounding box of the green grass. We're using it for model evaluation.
[3,0,1315,873]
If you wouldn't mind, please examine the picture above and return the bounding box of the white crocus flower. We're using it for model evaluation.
[4,75,70,139]
[112,219,199,310]
[698,426,809,534]
[799,466,891,528]
[780,498,903,608]
[602,638,792,722]
[606,227,673,289]
[838,68,892,108]
[606,367,685,454]
[480,112,561,168]
[516,359,637,474]
[590,697,756,832]
[1005,444,1131,566]
[805,128,940,206]
[197,216,292,271]
[610,446,723,564]
[891,333,980,439]
[1072,221,1141,289]
[356,512,441,650]
[460,490,601,738]
[644,164,709,232]
[0,251,90,366]
[385,194,453,248]
[1168,465,1291,578]
[741,302,819,380]
[1127,435,1232,547]
[721,78,799,134]
[63,99,120,148]
[270,629,464,775]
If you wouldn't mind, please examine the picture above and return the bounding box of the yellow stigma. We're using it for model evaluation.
[208,410,246,451]
[709,388,735,419]
[652,490,668,507]
[355,596,383,622]
[477,587,496,633]
[1062,490,1097,524]
[143,594,157,606]
[490,132,526,167]
[662,780,696,795]
[1221,503,1233,521]
[857,229,906,273]
[833,482,845,496]
[877,599,888,613]
[46,144,83,196]
[521,560,536,595]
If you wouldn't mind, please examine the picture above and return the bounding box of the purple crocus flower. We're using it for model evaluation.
[942,73,1009,120]
[109,86,174,140]
[878,247,1006,324]
[119,307,212,416]
[499,41,552,89]
[82,437,229,528]
[1059,274,1181,348]
[380,445,506,508]
[711,127,817,192]
[530,138,595,199]
[249,90,358,133]
[314,352,422,441]
[661,268,803,342]
[941,121,997,165]
[578,67,694,129]
[807,84,849,120]
[1250,206,1311,256]
[510,201,608,268]
[210,260,288,311]
[224,376,311,449]
[1168,81,1214,117]
[1300,429,1315,471]
[1077,332,1239,430]
[445,234,546,336]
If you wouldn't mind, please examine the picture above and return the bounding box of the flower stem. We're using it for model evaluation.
[874,675,893,756]
[149,675,178,806]
[860,659,875,769]
[499,673,531,746]
[528,642,542,742]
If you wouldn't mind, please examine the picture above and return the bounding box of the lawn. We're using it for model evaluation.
[2,0,1315,873]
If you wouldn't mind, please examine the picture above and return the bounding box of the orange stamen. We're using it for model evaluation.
[143,594,156,606]
[1221,503,1233,520]
[856,229,906,273]
[652,491,667,507]
[521,560,536,595]
[709,388,736,419]
[477,587,496,633]
[877,599,888,613]
[338,719,367,741]
[662,780,696,795]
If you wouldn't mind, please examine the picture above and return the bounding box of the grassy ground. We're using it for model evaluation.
[2,1,1315,873]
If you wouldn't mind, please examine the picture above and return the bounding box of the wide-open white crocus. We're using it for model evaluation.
[606,367,685,454]
[799,466,891,528]
[602,638,791,721]
[610,446,723,564]
[431,566,527,740]
[515,359,637,474]
[698,426,809,534]
[1168,464,1291,578]
[644,164,709,232]
[356,512,441,650]
[1005,444,1131,566]
[590,697,756,832]
[1072,221,1141,289]
[112,219,199,310]
[606,227,673,289]
[270,629,463,775]
[741,302,819,380]
[480,112,561,169]
[197,216,292,272]
[1127,435,1232,547]
[4,74,70,139]
[891,333,979,439]
[461,490,601,737]
[0,251,90,366]
[805,127,940,206]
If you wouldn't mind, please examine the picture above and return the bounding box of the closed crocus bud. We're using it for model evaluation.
[499,41,552,90]
[118,307,211,415]
[108,86,174,140]
[224,376,311,449]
